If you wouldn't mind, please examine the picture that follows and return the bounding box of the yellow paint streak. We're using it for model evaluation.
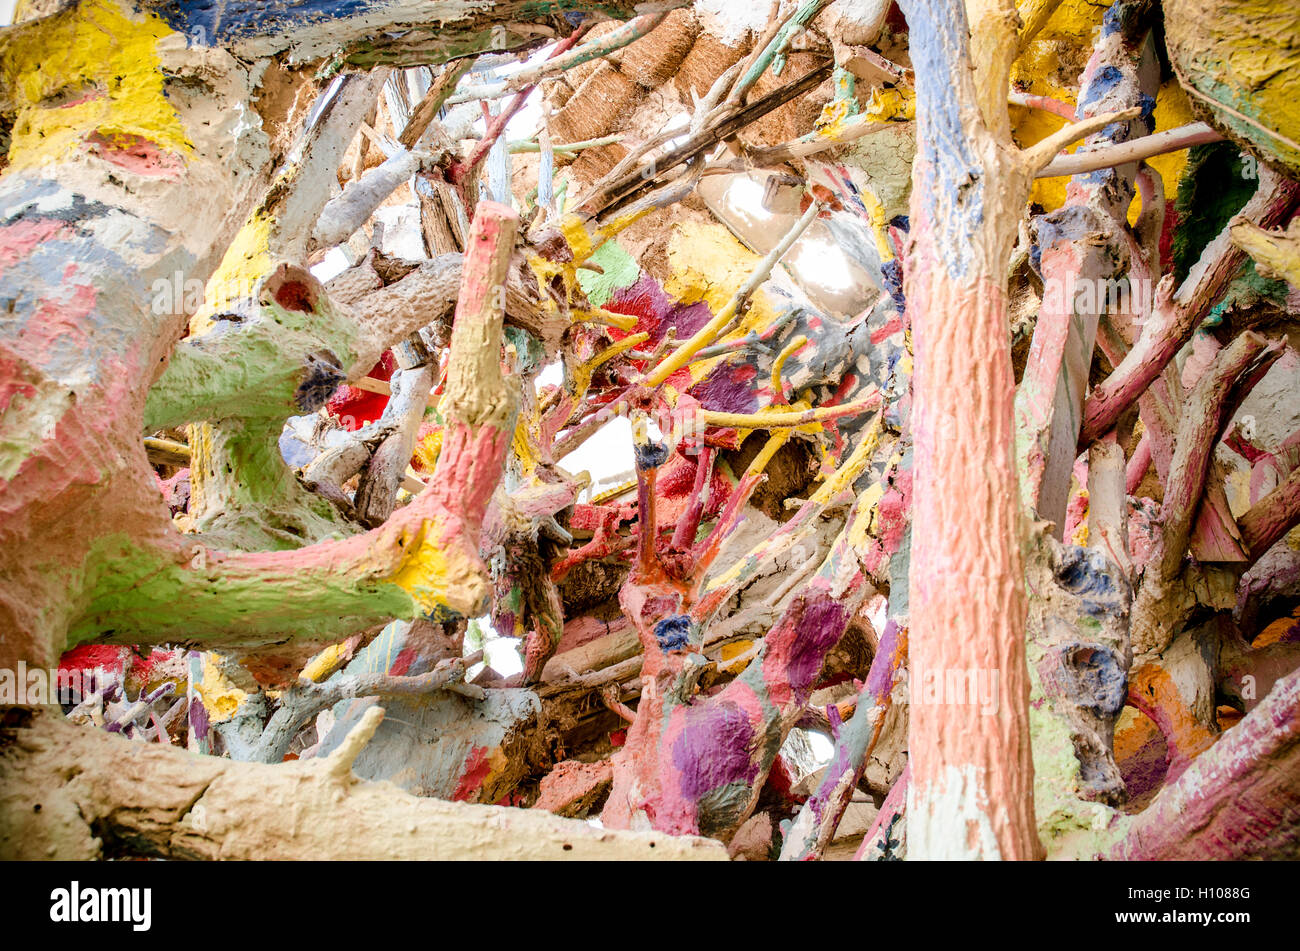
[1011,0,1107,97]
[718,639,755,675]
[698,400,873,432]
[857,188,895,262]
[300,640,352,684]
[570,307,639,331]
[189,212,275,334]
[558,213,595,264]
[848,481,885,547]
[808,414,883,506]
[412,426,444,475]
[194,653,249,724]
[185,420,216,528]
[2,0,191,171]
[1009,0,1193,217]
[770,334,808,401]
[388,518,479,616]
[661,222,782,385]
[591,479,636,504]
[512,411,542,476]
[742,430,792,479]
[864,86,916,123]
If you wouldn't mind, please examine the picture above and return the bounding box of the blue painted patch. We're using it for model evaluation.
[634,440,670,471]
[152,0,381,45]
[654,615,692,653]
[1136,93,1157,132]
[897,0,983,279]
[880,258,906,315]
[295,350,346,412]
[1080,66,1124,111]
[1101,1,1124,36]
[1059,642,1127,717]
[1052,545,1130,618]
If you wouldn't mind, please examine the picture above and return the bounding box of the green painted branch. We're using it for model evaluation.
[71,204,522,651]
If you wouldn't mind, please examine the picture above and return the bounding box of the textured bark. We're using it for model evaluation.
[899,0,1039,860]
[0,0,628,670]
[0,707,724,860]
[1108,666,1300,859]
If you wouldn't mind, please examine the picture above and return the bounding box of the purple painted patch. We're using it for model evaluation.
[782,593,849,692]
[865,619,903,699]
[671,700,758,800]
[188,696,209,740]
[690,361,759,413]
[609,275,711,345]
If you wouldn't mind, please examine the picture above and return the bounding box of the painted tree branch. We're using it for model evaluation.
[0,706,724,860]
[1035,122,1223,178]
[1016,0,1154,535]
[245,651,481,763]
[70,203,519,655]
[1239,465,1300,560]
[1130,331,1283,655]
[1107,665,1300,859]
[779,618,907,860]
[1079,169,1300,449]
[897,0,1039,860]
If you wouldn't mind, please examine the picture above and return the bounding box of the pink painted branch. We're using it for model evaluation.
[1125,431,1151,494]
[854,762,909,860]
[1239,465,1300,562]
[1017,232,1115,530]
[603,547,872,838]
[1155,332,1278,582]
[691,470,766,575]
[1077,275,1180,448]
[1108,666,1300,859]
[900,0,1038,861]
[1008,90,1077,120]
[1218,637,1300,716]
[1080,171,1299,451]
[779,619,907,860]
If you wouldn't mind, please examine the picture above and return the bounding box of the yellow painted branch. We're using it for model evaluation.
[642,202,820,388]
[699,394,880,431]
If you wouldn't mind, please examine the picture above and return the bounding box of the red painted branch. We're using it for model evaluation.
[454,25,590,188]
[670,447,715,551]
[1078,276,1182,448]
[1125,431,1152,494]
[1080,173,1299,451]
